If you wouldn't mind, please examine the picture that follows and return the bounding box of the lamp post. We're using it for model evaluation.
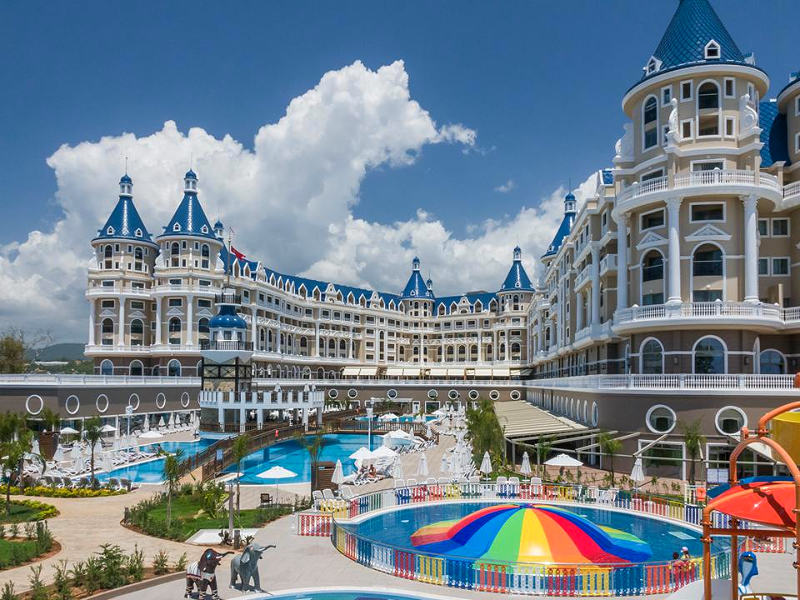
[366,400,374,449]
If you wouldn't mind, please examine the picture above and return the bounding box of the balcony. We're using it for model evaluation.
[574,265,591,291]
[86,285,151,298]
[528,373,797,393]
[614,301,783,333]
[200,339,253,351]
[616,170,782,212]
[785,180,800,205]
[599,254,617,275]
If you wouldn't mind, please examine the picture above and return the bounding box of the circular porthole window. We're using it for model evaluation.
[468,389,479,400]
[387,389,398,399]
[328,389,339,399]
[96,394,109,413]
[448,389,459,400]
[347,388,358,399]
[489,390,500,401]
[510,390,521,401]
[26,394,44,416]
[591,402,599,427]
[181,392,191,408]
[715,406,747,435]
[128,393,140,411]
[65,395,80,416]
[156,393,167,410]
[427,389,438,399]
[646,404,677,434]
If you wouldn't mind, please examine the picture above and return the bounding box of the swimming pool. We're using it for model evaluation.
[345,502,727,562]
[225,434,382,484]
[356,416,436,423]
[245,590,446,600]
[95,439,214,484]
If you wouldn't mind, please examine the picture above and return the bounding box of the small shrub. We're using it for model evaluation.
[0,582,18,600]
[24,521,36,540]
[8,523,20,539]
[28,565,48,600]
[83,555,103,595]
[97,544,127,589]
[152,549,169,575]
[0,524,5,539]
[174,551,188,572]
[53,560,73,600]
[4,485,123,499]
[68,560,86,587]
[126,545,145,582]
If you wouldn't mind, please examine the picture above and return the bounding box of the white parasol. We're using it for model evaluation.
[520,451,532,478]
[139,431,163,440]
[392,456,404,479]
[416,454,429,477]
[479,451,493,476]
[331,460,344,487]
[256,465,297,504]
[544,453,583,468]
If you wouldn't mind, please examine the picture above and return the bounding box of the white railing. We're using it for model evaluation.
[615,301,783,324]
[785,180,800,202]
[599,254,617,273]
[0,374,200,386]
[86,286,151,297]
[85,344,152,353]
[573,326,591,343]
[529,373,797,391]
[574,265,590,288]
[617,169,782,206]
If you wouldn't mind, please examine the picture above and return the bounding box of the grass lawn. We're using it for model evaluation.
[0,502,44,524]
[138,494,292,541]
[0,538,39,569]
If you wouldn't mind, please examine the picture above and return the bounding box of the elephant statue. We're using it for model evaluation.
[185,548,233,599]
[230,543,276,592]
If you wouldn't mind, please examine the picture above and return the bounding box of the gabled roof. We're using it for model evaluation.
[159,191,217,240]
[94,194,156,246]
[500,259,534,292]
[638,0,749,85]
[759,101,790,167]
[434,292,497,315]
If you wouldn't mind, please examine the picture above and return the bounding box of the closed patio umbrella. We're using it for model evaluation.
[31,439,40,456]
[479,451,493,477]
[630,457,646,487]
[158,416,165,428]
[417,454,429,478]
[53,445,64,463]
[392,456,404,479]
[520,451,532,479]
[331,460,344,487]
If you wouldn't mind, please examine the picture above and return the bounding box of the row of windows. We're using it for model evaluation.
[638,337,786,375]
[645,403,747,437]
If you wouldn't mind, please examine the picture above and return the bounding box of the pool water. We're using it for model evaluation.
[356,416,436,423]
[346,502,729,563]
[225,434,381,484]
[260,593,434,600]
[94,439,214,484]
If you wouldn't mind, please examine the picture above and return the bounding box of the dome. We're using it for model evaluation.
[119,174,132,185]
[564,192,575,202]
[209,305,247,329]
[214,219,224,229]
[185,169,197,180]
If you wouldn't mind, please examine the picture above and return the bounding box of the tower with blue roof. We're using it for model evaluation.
[542,192,577,262]
[401,257,435,318]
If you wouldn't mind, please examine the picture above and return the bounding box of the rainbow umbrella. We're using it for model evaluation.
[411,504,652,564]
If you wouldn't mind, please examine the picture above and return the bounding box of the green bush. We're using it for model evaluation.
[0,499,59,522]
[28,564,48,600]
[0,582,17,600]
[5,485,124,499]
[53,560,72,600]
[0,520,53,569]
[152,549,169,575]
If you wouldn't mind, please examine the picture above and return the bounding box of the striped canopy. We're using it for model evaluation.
[411,504,652,564]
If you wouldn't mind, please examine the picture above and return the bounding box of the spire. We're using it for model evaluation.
[402,257,432,299]
[412,256,420,271]
[159,170,217,239]
[93,173,156,246]
[542,192,577,258]
[640,0,748,83]
[501,247,533,291]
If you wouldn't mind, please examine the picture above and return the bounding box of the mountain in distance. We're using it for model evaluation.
[27,343,86,362]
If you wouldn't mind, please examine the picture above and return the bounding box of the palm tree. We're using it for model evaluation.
[163,448,184,530]
[598,431,623,487]
[83,416,103,488]
[297,428,328,491]
[680,419,706,484]
[531,435,554,478]
[465,399,504,469]
[1,423,44,513]
[230,436,249,517]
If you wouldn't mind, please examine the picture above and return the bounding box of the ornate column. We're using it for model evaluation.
[88,299,96,346]
[314,323,320,357]
[118,300,125,346]
[575,291,584,331]
[186,298,194,346]
[741,194,759,303]
[536,312,543,352]
[590,244,601,325]
[666,197,683,304]
[154,298,162,345]
[614,214,629,311]
[251,306,258,350]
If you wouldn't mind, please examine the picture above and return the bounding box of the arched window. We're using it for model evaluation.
[511,342,521,357]
[100,359,113,376]
[101,318,114,345]
[167,359,181,377]
[129,360,143,376]
[640,338,664,374]
[103,245,113,269]
[759,349,786,374]
[130,319,144,346]
[168,317,181,345]
[641,250,664,305]
[642,96,659,150]
[693,244,723,277]
[694,336,726,374]
[697,81,720,136]
[170,242,180,267]
[201,244,210,269]
[134,247,144,271]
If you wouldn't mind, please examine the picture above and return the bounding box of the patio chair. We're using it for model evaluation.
[394,479,405,488]
[120,478,135,491]
[259,492,273,507]
[312,490,324,511]
[340,486,355,501]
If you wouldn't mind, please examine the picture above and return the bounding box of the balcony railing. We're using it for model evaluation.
[615,301,783,325]
[215,292,241,304]
[200,339,253,351]
[574,265,590,288]
[599,254,617,274]
[785,180,800,203]
[617,169,782,207]
[529,373,797,391]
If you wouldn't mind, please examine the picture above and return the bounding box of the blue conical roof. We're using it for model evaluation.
[500,252,533,291]
[640,0,747,84]
[159,188,216,240]
[94,181,156,246]
[401,258,433,299]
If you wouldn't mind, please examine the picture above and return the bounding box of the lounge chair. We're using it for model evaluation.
[120,478,136,491]
[340,486,354,501]
[259,492,273,507]
[312,490,324,511]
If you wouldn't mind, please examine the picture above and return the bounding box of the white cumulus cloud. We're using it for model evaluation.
[494,179,515,193]
[0,59,598,341]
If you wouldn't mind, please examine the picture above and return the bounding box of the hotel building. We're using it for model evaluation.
[79,0,800,478]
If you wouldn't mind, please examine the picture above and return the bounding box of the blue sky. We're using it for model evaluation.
[1,1,799,341]
[2,1,797,243]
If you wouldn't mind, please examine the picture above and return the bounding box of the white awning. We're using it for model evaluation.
[474,368,493,377]
[428,367,448,377]
[494,401,586,439]
[359,367,378,377]
[492,368,511,377]
[447,368,465,377]
[385,367,404,377]
[402,367,421,376]
[342,367,360,376]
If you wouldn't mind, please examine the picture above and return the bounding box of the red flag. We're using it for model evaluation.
[231,246,246,260]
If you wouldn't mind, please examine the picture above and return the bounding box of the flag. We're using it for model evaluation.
[231,246,246,260]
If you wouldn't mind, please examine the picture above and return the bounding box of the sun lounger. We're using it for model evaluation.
[312,490,324,511]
